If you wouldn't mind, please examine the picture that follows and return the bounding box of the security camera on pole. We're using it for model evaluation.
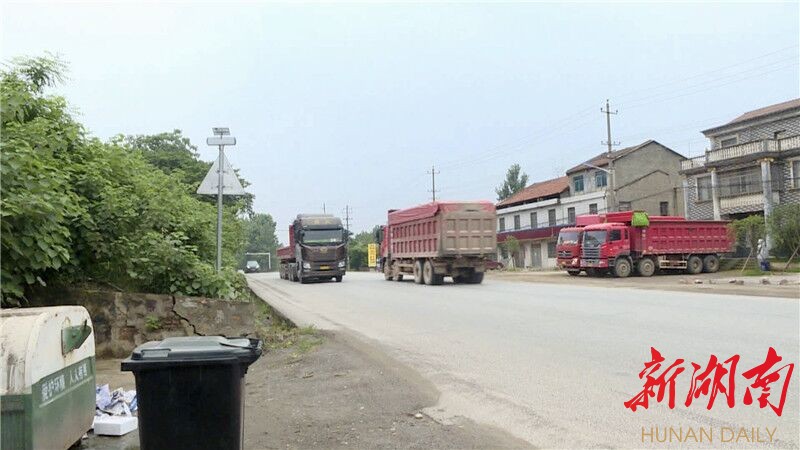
[197,127,246,272]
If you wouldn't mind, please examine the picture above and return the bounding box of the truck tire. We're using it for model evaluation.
[384,262,393,281]
[613,258,632,278]
[703,255,720,273]
[687,255,703,274]
[467,271,484,284]
[423,260,443,285]
[413,260,424,284]
[567,270,580,276]
[299,272,309,284]
[637,258,656,277]
[392,264,404,281]
[334,276,343,282]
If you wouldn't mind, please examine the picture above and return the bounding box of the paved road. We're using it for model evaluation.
[248,272,799,448]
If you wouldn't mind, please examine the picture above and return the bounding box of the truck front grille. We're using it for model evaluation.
[581,246,600,259]
[558,250,572,258]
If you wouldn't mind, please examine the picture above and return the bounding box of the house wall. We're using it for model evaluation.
[706,113,800,149]
[614,142,685,215]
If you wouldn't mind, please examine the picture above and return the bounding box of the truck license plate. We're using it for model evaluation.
[319,265,330,270]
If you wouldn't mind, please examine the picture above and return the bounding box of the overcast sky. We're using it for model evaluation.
[3,2,798,239]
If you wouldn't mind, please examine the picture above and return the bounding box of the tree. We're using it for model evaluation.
[495,164,529,201]
[1,55,248,305]
[768,204,800,258]
[729,215,765,253]
[500,236,520,268]
[241,213,280,270]
[348,230,377,270]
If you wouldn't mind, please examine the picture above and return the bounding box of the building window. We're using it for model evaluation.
[720,136,738,148]
[720,168,762,197]
[595,171,607,188]
[499,217,505,232]
[697,176,712,202]
[530,212,538,229]
[589,203,598,214]
[793,160,800,188]
[660,201,669,216]
[513,215,520,230]
[548,209,556,226]
[573,175,584,192]
[567,207,576,224]
[547,241,557,258]
[618,201,632,211]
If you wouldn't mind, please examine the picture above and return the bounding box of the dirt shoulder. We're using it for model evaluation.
[88,331,529,450]
[486,269,800,299]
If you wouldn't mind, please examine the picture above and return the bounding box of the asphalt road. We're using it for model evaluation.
[247,272,800,448]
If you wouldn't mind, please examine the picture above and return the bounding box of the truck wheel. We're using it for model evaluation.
[334,276,343,282]
[686,255,703,274]
[637,258,655,277]
[384,262,393,281]
[413,260,424,284]
[392,265,404,281]
[453,274,466,283]
[703,255,720,273]
[299,272,309,284]
[567,270,580,276]
[423,260,442,285]
[613,258,632,278]
[467,271,484,284]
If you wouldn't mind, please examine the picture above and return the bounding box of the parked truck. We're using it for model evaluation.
[278,214,347,283]
[556,214,605,276]
[379,201,497,285]
[578,211,732,277]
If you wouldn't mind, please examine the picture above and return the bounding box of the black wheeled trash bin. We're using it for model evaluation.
[121,336,262,450]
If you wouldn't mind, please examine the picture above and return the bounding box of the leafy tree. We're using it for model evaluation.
[495,164,529,201]
[348,230,377,270]
[241,213,280,270]
[1,55,248,305]
[505,236,521,268]
[117,131,255,216]
[768,204,800,257]
[729,215,765,253]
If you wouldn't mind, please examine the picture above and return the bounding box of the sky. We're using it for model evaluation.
[3,1,798,241]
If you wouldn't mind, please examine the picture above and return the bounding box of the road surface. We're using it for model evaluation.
[248,272,799,448]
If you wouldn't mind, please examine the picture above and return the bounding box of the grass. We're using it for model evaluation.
[252,296,323,356]
[740,268,800,277]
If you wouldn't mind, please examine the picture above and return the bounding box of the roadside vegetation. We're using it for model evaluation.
[0,55,278,306]
[254,299,322,356]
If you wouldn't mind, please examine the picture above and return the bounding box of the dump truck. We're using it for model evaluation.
[380,201,497,285]
[278,214,346,283]
[579,211,732,277]
[556,214,605,276]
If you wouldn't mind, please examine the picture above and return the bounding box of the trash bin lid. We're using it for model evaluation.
[121,336,262,371]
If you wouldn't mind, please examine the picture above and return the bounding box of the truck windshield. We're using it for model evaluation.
[583,230,606,247]
[557,231,580,245]
[303,229,343,245]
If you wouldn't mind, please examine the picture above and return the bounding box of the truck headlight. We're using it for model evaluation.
[338,260,346,268]
[302,262,311,269]
[572,258,578,265]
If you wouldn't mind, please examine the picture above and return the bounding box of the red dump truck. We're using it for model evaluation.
[379,201,497,285]
[278,214,347,283]
[578,211,732,277]
[556,214,605,276]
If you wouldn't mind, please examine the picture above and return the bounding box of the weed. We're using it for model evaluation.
[145,315,162,331]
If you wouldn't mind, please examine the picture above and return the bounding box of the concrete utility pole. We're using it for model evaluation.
[343,205,351,236]
[427,165,440,202]
[601,100,619,211]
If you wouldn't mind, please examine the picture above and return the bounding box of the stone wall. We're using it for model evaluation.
[27,287,258,357]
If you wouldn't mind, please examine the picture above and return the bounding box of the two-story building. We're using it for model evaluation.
[565,139,686,216]
[496,139,685,269]
[681,98,800,248]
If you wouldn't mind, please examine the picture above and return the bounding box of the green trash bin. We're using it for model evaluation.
[1,306,96,450]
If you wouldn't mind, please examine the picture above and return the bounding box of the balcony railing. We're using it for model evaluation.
[680,135,800,171]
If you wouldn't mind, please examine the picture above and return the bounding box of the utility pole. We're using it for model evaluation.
[427,165,440,202]
[601,100,619,211]
[343,205,351,237]
[343,205,351,269]
[323,203,326,214]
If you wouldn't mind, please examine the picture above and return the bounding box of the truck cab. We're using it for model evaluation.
[556,227,584,275]
[279,214,347,283]
[580,222,631,275]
